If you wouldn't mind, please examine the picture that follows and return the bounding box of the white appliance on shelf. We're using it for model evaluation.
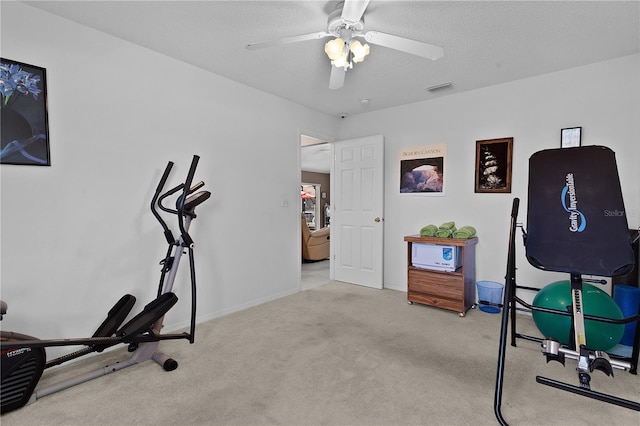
[411,243,461,272]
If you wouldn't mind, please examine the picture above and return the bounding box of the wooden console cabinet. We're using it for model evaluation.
[404,235,478,317]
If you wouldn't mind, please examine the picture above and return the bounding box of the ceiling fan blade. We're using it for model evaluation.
[363,31,444,60]
[341,0,370,23]
[246,32,330,50]
[329,65,345,90]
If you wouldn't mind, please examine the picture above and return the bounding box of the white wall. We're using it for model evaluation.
[0,2,339,347]
[338,54,640,300]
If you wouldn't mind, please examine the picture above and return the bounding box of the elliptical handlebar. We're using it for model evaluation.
[151,161,176,244]
[176,155,200,247]
[157,181,205,215]
[158,184,184,215]
[150,155,206,343]
[151,155,204,247]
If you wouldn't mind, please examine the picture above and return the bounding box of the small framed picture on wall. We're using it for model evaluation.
[561,127,581,148]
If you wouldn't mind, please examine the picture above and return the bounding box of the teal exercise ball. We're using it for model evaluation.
[532,280,624,351]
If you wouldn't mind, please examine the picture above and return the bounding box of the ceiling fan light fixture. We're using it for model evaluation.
[325,36,369,70]
[332,53,352,70]
[349,40,370,63]
[324,37,346,60]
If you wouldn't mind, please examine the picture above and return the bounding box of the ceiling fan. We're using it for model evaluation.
[246,0,444,90]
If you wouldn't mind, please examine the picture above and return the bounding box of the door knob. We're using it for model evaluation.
[374,217,381,223]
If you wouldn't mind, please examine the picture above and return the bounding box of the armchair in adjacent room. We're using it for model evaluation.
[301,213,330,261]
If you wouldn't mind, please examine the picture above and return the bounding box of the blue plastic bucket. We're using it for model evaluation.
[477,281,504,314]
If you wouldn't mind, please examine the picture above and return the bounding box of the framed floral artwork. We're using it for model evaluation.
[1,58,50,166]
[475,137,513,193]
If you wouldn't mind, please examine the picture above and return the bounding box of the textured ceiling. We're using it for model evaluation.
[22,1,640,119]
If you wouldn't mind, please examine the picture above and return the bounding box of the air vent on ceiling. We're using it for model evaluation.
[426,82,453,93]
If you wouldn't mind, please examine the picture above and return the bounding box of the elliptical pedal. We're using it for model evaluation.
[44,294,137,369]
[93,294,137,338]
[116,293,178,341]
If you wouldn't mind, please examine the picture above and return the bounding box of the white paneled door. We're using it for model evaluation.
[331,135,384,289]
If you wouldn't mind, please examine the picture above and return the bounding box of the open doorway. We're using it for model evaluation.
[300,134,331,290]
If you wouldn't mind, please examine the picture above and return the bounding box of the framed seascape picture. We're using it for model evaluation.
[1,58,50,166]
[475,137,513,193]
[561,127,581,148]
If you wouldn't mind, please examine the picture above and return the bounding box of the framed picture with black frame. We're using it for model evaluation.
[1,58,50,166]
[561,127,581,148]
[475,137,513,193]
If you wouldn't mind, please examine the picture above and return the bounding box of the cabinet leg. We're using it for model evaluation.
[459,312,465,317]
[408,300,413,305]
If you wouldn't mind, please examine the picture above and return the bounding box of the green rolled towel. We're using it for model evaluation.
[420,224,438,237]
[439,221,456,230]
[435,228,454,238]
[453,226,477,239]
[435,221,456,238]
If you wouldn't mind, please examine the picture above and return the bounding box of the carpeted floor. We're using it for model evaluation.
[2,281,638,425]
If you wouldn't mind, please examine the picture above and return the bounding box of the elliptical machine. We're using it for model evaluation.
[1,155,210,414]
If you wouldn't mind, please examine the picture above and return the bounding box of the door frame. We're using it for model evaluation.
[299,131,385,290]
[298,130,335,291]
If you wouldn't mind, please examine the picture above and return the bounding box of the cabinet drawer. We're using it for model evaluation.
[408,292,463,312]
[408,269,463,299]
